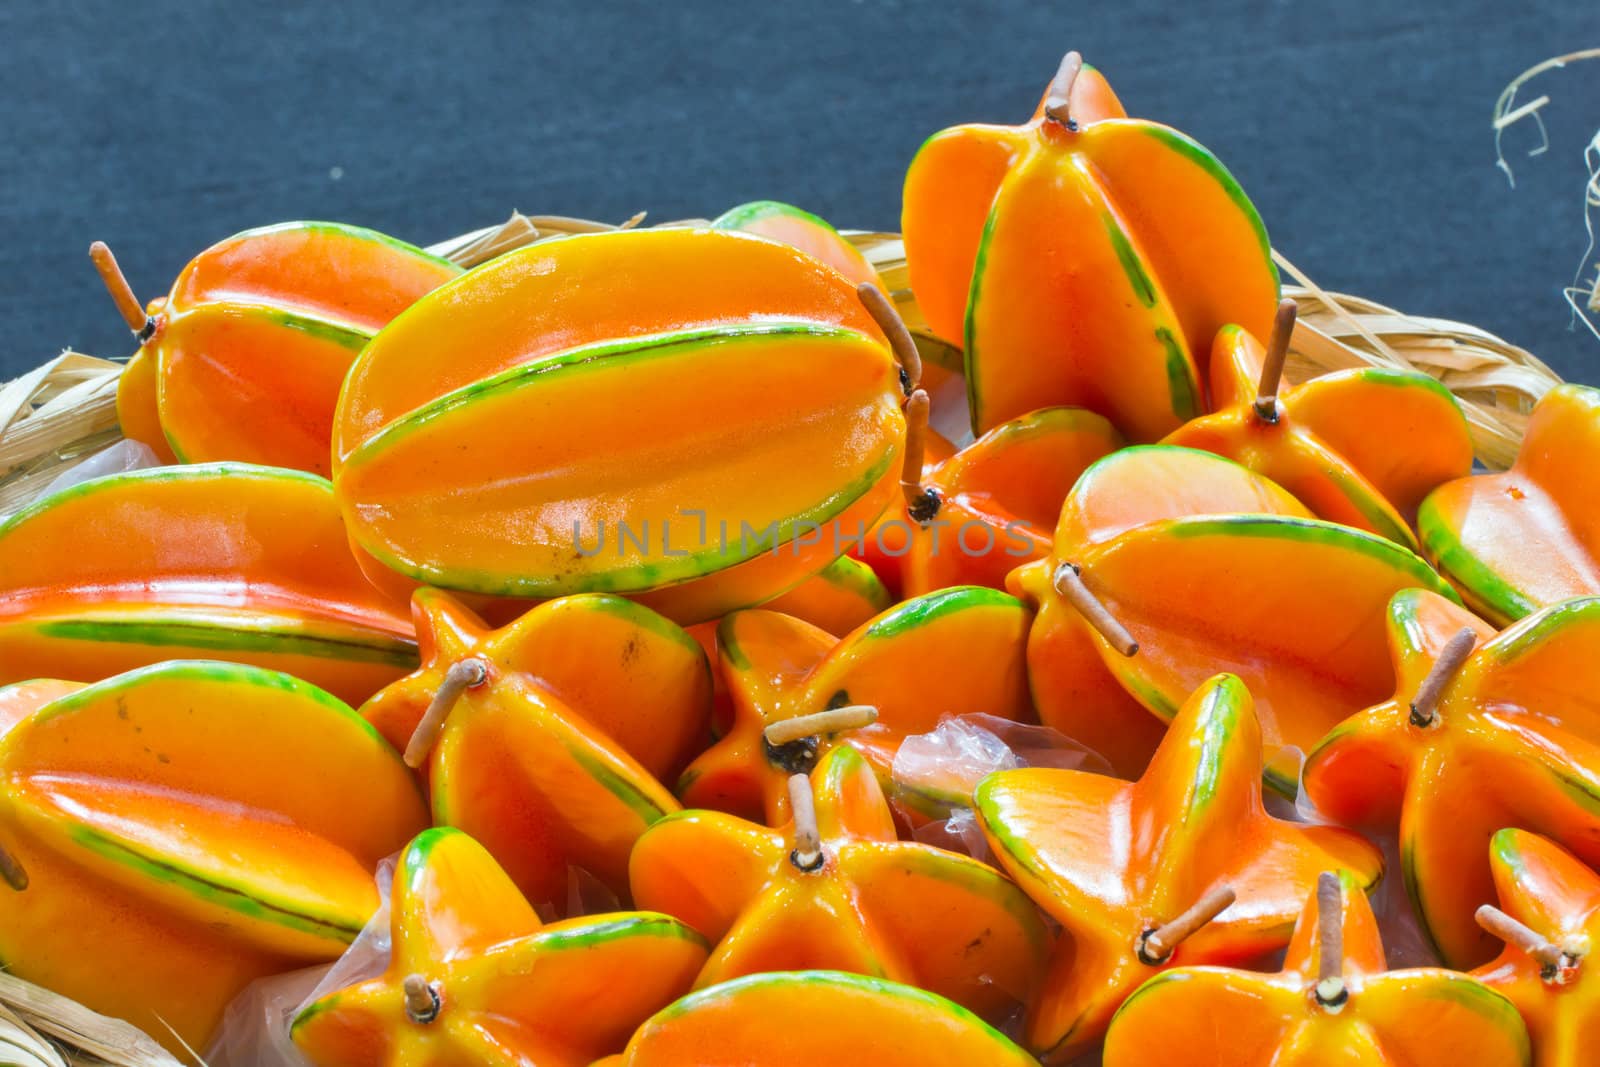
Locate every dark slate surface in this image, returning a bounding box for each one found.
[4,1,1597,381]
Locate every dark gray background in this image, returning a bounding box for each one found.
[5,1,1597,380]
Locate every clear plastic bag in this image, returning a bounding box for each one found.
[892,720,1437,971]
[891,714,1111,861]
[207,858,397,1067]
[205,853,632,1067]
[40,440,161,497]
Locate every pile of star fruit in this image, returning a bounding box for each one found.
[1,50,1594,1067]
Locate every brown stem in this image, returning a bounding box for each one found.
[1409,627,1478,727]
[899,389,941,524]
[1043,51,1084,129]
[1052,562,1138,656]
[787,773,824,871]
[0,843,27,891]
[402,974,441,1023]
[1252,299,1299,422]
[1314,872,1349,1008]
[88,242,157,342]
[1476,905,1576,980]
[404,658,489,768]
[1138,885,1236,965]
[857,282,923,393]
[765,705,878,747]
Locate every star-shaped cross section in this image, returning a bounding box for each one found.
[1304,587,1600,966]
[1103,871,1529,1065]
[976,672,1383,1062]
[632,743,1050,1026]
[292,827,707,1067]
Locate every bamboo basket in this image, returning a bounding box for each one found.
[0,211,1575,1065]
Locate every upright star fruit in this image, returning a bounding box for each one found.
[0,464,416,705]
[903,48,1125,350]
[1165,301,1473,549]
[903,50,1279,439]
[632,745,1049,1024]
[0,662,428,1052]
[1103,871,1530,1066]
[92,225,460,475]
[1419,384,1600,623]
[292,828,707,1067]
[614,971,1038,1067]
[975,673,1384,1062]
[1304,589,1600,966]
[1011,444,1457,787]
[332,228,912,621]
[677,586,1031,824]
[1472,829,1600,1066]
[361,588,707,915]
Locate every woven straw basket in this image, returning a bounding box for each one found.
[0,210,1576,1065]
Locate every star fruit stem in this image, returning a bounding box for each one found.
[1409,627,1478,728]
[1138,885,1236,965]
[88,242,158,342]
[765,705,879,747]
[787,773,824,872]
[402,974,441,1024]
[856,282,923,394]
[897,388,943,524]
[1052,562,1139,656]
[0,843,28,891]
[1252,299,1300,422]
[404,658,489,768]
[1315,872,1349,1009]
[1475,905,1576,981]
[1043,51,1084,128]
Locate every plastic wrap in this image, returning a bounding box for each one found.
[566,865,621,917]
[891,714,1112,860]
[207,858,396,1067]
[39,440,161,498]
[892,720,1436,971]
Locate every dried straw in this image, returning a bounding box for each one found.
[424,210,679,267]
[1273,250,1560,469]
[0,1002,65,1067]
[0,973,181,1067]
[1490,49,1600,348]
[0,352,123,514]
